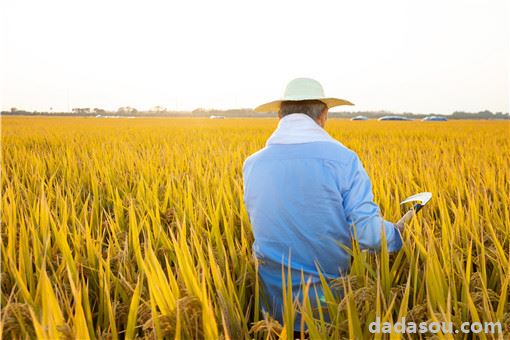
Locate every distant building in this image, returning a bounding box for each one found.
[96,114,135,119]
[378,116,412,121]
[422,116,448,121]
[72,108,91,113]
[351,115,368,121]
[209,115,226,119]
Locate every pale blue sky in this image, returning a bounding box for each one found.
[1,0,508,114]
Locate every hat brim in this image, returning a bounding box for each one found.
[254,97,354,113]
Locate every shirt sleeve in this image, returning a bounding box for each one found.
[341,154,403,252]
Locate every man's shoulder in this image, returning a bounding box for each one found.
[243,142,358,169]
[317,141,357,159]
[293,141,358,165]
[243,147,268,172]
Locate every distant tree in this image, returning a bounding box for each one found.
[118,106,138,114]
[478,110,493,117]
[151,106,167,113]
[192,108,208,115]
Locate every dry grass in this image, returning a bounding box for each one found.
[1,117,509,339]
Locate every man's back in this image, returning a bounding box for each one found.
[244,142,355,279]
[242,114,402,327]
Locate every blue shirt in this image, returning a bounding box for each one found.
[242,114,402,328]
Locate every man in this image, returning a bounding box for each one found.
[242,78,404,331]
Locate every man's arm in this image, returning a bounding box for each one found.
[341,154,403,252]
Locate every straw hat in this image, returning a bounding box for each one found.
[254,77,354,113]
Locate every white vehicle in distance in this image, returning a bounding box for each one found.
[351,115,369,121]
[378,116,413,121]
[422,116,448,121]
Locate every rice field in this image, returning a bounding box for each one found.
[1,116,509,339]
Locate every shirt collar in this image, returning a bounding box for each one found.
[265,113,342,146]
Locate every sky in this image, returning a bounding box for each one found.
[1,0,509,114]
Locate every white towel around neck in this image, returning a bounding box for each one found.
[265,113,342,147]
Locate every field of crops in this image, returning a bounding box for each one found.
[1,116,509,339]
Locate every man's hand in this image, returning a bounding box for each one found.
[395,209,415,232]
